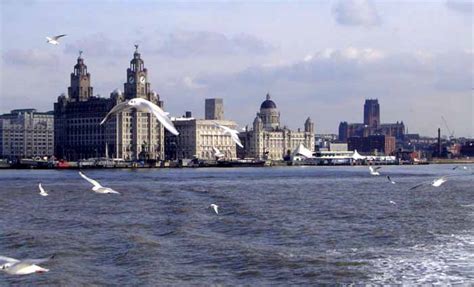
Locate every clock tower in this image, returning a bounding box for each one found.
[124,45,151,100]
[116,45,165,161]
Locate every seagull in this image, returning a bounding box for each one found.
[389,200,397,205]
[38,183,48,196]
[79,171,120,194]
[452,166,468,170]
[409,176,448,190]
[46,34,66,45]
[0,255,54,275]
[214,122,243,148]
[100,98,179,136]
[369,166,381,176]
[210,204,219,215]
[212,146,224,159]
[387,176,396,184]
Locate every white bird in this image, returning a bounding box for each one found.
[46,34,66,45]
[387,176,396,184]
[0,255,54,275]
[38,183,48,196]
[79,171,120,194]
[369,166,381,176]
[214,122,243,148]
[389,200,397,205]
[210,204,219,215]
[212,146,224,159]
[409,176,448,190]
[452,165,468,170]
[100,98,179,136]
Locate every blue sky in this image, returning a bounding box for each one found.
[0,0,472,137]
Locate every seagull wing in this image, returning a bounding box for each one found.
[144,101,179,135]
[374,167,382,171]
[20,255,54,265]
[52,34,66,40]
[79,172,102,188]
[0,256,19,264]
[409,183,425,190]
[100,101,131,125]
[38,183,46,194]
[230,131,243,148]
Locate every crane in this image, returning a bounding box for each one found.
[441,116,454,140]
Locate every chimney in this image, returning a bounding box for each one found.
[437,128,441,157]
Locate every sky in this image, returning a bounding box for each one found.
[0,0,472,137]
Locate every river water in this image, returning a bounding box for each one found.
[0,165,473,285]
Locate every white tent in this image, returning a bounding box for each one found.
[352,150,366,160]
[293,144,314,159]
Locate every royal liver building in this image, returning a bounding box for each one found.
[54,47,165,161]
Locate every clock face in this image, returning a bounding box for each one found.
[140,76,146,84]
[128,76,135,84]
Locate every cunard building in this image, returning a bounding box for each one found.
[54,47,165,161]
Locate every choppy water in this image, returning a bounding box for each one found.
[0,165,473,285]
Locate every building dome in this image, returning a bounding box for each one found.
[260,93,277,109]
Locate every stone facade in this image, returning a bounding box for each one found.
[54,48,165,161]
[238,94,315,160]
[0,109,54,158]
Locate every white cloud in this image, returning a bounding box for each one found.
[183,76,206,90]
[332,0,380,27]
[446,0,473,14]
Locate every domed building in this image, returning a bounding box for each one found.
[238,94,315,160]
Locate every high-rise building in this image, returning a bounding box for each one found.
[54,47,166,161]
[238,94,315,160]
[205,98,224,120]
[0,109,54,158]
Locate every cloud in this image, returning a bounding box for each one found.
[154,31,273,57]
[182,76,207,89]
[64,33,129,57]
[2,49,59,66]
[445,0,473,14]
[332,0,380,27]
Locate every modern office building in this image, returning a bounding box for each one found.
[0,109,54,158]
[347,135,396,155]
[205,98,224,120]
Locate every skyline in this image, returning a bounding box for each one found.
[0,0,472,137]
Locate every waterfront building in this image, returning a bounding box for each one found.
[347,135,396,155]
[164,103,238,160]
[54,47,165,161]
[338,99,405,142]
[0,109,54,158]
[238,94,315,160]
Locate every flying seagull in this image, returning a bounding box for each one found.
[369,166,381,176]
[46,34,66,45]
[389,200,397,205]
[387,176,396,184]
[210,204,219,215]
[212,146,224,159]
[100,98,179,136]
[38,183,48,196]
[214,122,243,148]
[79,171,120,194]
[452,165,468,170]
[409,176,448,190]
[0,255,54,275]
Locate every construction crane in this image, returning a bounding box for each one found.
[441,116,454,140]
